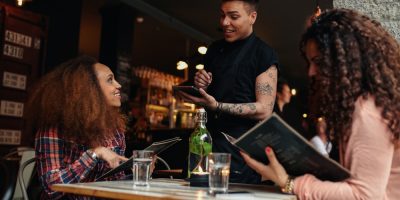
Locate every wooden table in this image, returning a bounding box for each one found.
[51,179,297,200]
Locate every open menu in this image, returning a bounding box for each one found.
[223,113,350,181]
[96,137,182,181]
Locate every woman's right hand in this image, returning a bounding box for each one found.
[241,147,289,188]
[194,69,212,90]
[93,147,128,168]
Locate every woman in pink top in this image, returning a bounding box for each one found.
[242,9,400,199]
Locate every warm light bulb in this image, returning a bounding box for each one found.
[198,46,207,55]
[195,64,204,70]
[291,88,297,96]
[176,61,188,70]
[136,17,144,23]
[302,113,308,118]
[17,0,23,6]
[315,5,322,18]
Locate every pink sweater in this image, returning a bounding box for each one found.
[294,96,400,200]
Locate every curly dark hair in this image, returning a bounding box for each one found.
[26,55,126,147]
[300,9,400,143]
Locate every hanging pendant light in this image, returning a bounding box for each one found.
[16,0,32,7]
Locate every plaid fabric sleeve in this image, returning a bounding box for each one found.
[35,129,98,199]
[103,130,127,181]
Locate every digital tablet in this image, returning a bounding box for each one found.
[172,86,202,97]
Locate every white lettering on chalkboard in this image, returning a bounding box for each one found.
[0,129,21,145]
[3,44,24,59]
[5,30,32,47]
[2,71,27,90]
[0,100,24,117]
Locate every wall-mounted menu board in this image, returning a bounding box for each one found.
[0,3,47,155]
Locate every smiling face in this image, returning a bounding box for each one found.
[94,63,121,107]
[220,0,257,42]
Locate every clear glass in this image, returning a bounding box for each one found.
[188,108,212,177]
[132,150,154,187]
[208,153,231,193]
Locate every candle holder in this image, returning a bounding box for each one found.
[187,172,209,187]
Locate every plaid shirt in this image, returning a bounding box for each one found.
[35,129,126,199]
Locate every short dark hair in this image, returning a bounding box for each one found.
[222,0,259,12]
[277,78,289,93]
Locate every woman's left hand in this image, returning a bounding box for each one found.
[241,147,289,188]
[176,88,218,110]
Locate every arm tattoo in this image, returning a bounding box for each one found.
[219,103,257,116]
[216,67,277,118]
[245,103,256,111]
[256,83,273,96]
[267,66,277,82]
[222,104,239,115]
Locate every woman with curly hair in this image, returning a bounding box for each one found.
[27,56,128,199]
[242,9,400,199]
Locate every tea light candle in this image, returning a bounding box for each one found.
[189,172,209,187]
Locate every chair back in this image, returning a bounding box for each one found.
[14,150,35,200]
[18,157,36,200]
[0,157,20,200]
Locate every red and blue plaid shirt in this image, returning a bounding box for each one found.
[35,128,126,199]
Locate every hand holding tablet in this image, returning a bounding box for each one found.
[173,86,203,97]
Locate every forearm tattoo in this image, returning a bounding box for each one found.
[245,103,256,111]
[219,103,257,116]
[217,67,277,117]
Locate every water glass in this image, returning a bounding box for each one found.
[132,150,154,187]
[208,153,231,193]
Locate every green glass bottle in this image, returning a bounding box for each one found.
[188,108,212,177]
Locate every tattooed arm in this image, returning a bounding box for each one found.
[176,65,277,121]
[215,65,277,120]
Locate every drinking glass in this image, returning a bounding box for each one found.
[208,153,231,193]
[132,150,154,187]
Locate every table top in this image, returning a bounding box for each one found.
[51,179,297,200]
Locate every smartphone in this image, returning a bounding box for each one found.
[172,86,202,97]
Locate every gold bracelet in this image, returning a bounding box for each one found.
[281,176,294,194]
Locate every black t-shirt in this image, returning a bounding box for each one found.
[204,33,279,184]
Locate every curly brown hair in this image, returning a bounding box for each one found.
[26,55,126,147]
[300,9,400,143]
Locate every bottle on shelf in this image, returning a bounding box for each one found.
[188,108,212,178]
